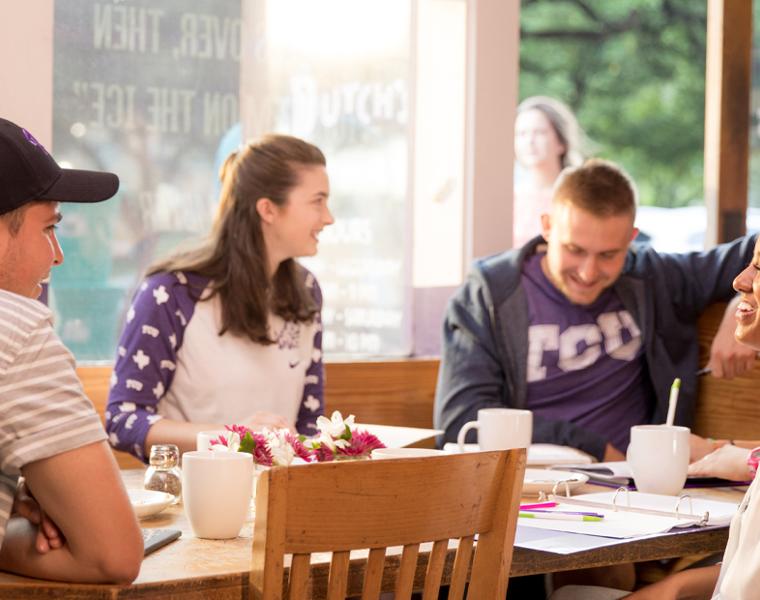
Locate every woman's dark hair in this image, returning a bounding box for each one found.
[148,134,326,344]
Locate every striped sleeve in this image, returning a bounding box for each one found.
[0,291,105,545]
[0,292,106,475]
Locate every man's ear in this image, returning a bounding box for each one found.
[540,212,552,240]
[630,226,640,242]
[256,197,277,224]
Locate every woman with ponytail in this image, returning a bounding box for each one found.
[106,134,334,460]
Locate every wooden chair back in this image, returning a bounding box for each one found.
[250,449,526,600]
[694,302,760,439]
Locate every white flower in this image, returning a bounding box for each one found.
[316,410,355,439]
[265,429,296,466]
[211,431,240,452]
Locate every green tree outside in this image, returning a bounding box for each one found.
[520,0,707,208]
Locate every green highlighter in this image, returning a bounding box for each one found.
[518,511,603,522]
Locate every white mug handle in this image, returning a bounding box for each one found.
[457,421,479,452]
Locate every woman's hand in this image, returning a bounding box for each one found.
[689,434,720,462]
[12,482,64,553]
[244,411,293,432]
[688,444,752,481]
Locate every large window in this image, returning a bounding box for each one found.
[519,0,709,251]
[46,0,470,360]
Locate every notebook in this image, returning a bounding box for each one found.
[552,461,752,489]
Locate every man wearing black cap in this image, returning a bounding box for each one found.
[0,118,142,582]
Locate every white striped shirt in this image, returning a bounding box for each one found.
[0,290,105,545]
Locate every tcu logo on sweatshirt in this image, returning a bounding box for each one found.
[527,310,641,382]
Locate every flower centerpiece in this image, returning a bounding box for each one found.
[209,411,385,465]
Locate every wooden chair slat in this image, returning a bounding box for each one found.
[361,547,386,600]
[468,450,525,599]
[287,553,311,600]
[448,535,474,600]
[251,467,288,600]
[394,543,420,600]
[327,551,350,600]
[422,539,448,600]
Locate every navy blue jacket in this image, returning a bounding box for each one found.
[434,235,757,460]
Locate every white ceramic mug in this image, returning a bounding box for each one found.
[182,450,253,539]
[196,430,227,451]
[456,408,532,452]
[370,447,446,460]
[627,424,690,496]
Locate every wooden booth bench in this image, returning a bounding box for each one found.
[694,302,760,440]
[77,301,760,469]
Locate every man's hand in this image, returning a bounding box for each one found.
[603,443,626,462]
[12,482,63,554]
[689,444,752,481]
[708,296,758,378]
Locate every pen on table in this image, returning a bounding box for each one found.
[695,367,711,377]
[520,502,557,510]
[518,511,603,522]
[665,377,680,426]
[520,509,605,518]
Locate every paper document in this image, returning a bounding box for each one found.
[357,424,442,448]
[518,490,739,539]
[443,443,593,466]
[515,525,640,555]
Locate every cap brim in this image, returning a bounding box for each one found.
[41,168,119,204]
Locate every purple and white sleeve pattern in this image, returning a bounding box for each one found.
[295,271,325,435]
[105,272,203,461]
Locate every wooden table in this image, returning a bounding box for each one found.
[0,472,739,599]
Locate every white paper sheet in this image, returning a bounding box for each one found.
[357,423,442,448]
[517,491,739,539]
[515,525,636,554]
[443,443,594,466]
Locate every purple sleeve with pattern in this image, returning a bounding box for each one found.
[295,272,325,435]
[106,272,204,461]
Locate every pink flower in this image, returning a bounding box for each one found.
[284,432,313,462]
[211,425,273,466]
[251,437,274,467]
[336,429,385,458]
[311,444,336,462]
[225,424,254,438]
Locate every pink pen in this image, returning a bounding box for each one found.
[519,501,558,510]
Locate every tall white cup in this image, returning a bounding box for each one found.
[196,430,227,451]
[182,450,253,539]
[627,424,690,496]
[456,408,532,452]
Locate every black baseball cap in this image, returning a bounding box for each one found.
[0,117,119,216]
